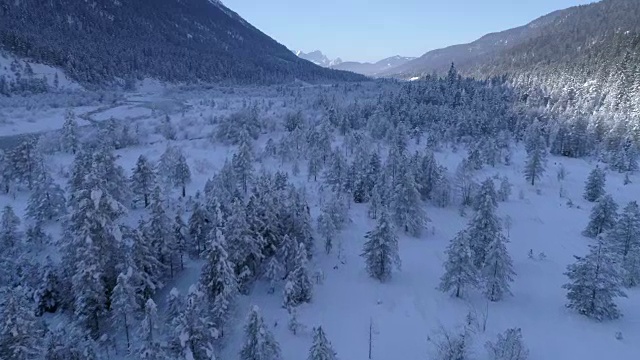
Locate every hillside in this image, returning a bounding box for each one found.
[0,0,364,87]
[384,0,640,84]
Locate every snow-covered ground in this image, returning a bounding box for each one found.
[0,85,638,360]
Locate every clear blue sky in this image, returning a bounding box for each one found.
[224,0,597,62]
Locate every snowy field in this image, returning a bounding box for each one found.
[0,82,639,360]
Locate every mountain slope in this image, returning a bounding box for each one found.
[0,0,364,86]
[331,56,416,76]
[383,0,640,81]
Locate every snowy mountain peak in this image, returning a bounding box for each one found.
[295,50,342,67]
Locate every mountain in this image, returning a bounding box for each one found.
[383,0,640,82]
[331,56,416,76]
[0,0,364,87]
[295,50,343,67]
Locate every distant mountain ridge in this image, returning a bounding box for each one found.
[332,56,417,76]
[295,50,415,77]
[0,0,364,87]
[383,0,640,80]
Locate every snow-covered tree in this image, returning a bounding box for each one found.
[62,109,79,155]
[92,144,131,206]
[265,256,284,294]
[283,243,313,308]
[33,259,61,315]
[200,228,238,330]
[430,328,471,360]
[497,177,512,202]
[165,288,184,327]
[129,225,164,304]
[233,129,254,194]
[308,326,338,360]
[523,121,547,186]
[583,166,606,202]
[111,268,138,350]
[606,201,640,287]
[1,205,21,249]
[169,285,218,360]
[240,305,281,360]
[159,146,191,197]
[563,239,627,320]
[361,209,401,282]
[392,163,427,237]
[138,299,168,360]
[485,328,529,360]
[7,137,41,190]
[583,194,618,238]
[130,155,156,208]
[26,169,66,222]
[226,199,264,288]
[0,286,45,359]
[173,214,188,271]
[188,201,210,258]
[468,179,503,268]
[438,230,479,298]
[146,186,177,278]
[482,231,516,302]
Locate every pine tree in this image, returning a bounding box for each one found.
[468,179,503,268]
[482,231,516,302]
[563,239,627,320]
[200,228,238,330]
[26,169,66,223]
[138,299,168,360]
[0,287,44,359]
[265,256,284,294]
[438,230,479,298]
[7,137,41,190]
[1,205,21,249]
[283,243,313,308]
[308,326,338,360]
[240,305,281,360]
[583,166,606,202]
[159,146,192,197]
[524,132,547,186]
[233,129,254,194]
[226,199,264,287]
[169,285,218,360]
[188,201,210,257]
[130,225,164,304]
[497,177,512,202]
[111,268,138,350]
[146,187,177,277]
[130,155,156,208]
[72,235,107,338]
[607,201,640,287]
[392,163,427,237]
[361,209,401,282]
[33,259,61,315]
[173,214,188,271]
[92,144,130,206]
[583,194,618,238]
[62,109,79,155]
[485,328,529,360]
[165,288,184,327]
[25,222,51,246]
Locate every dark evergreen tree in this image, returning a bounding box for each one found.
[308,326,338,360]
[468,179,503,268]
[62,110,79,155]
[583,194,618,238]
[130,155,156,208]
[283,243,313,308]
[606,201,640,287]
[1,205,21,249]
[438,230,479,298]
[26,169,66,223]
[111,268,138,350]
[563,239,627,320]
[583,166,606,202]
[188,201,210,257]
[240,305,281,360]
[361,209,401,282]
[0,286,45,359]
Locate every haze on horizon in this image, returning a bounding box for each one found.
[225,0,596,63]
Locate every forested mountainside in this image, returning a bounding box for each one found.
[0,0,364,87]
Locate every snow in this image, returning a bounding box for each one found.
[0,51,82,91]
[0,84,638,360]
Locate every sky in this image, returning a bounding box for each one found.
[223,0,597,63]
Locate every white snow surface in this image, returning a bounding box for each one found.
[0,84,638,360]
